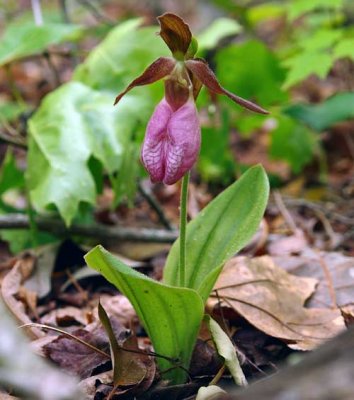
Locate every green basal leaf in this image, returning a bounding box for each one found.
[205,315,247,386]
[85,245,204,384]
[0,21,83,66]
[163,165,269,302]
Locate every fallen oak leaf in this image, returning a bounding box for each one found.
[208,256,345,350]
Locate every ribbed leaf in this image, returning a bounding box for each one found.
[163,165,269,302]
[85,245,204,384]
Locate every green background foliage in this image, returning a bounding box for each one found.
[0,0,353,230]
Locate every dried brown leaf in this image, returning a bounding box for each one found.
[209,256,345,350]
[43,318,125,379]
[40,305,90,327]
[1,258,43,339]
[274,249,354,309]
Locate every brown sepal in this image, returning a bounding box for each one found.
[157,13,192,58]
[186,58,269,114]
[114,57,176,105]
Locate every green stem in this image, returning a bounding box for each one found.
[179,172,190,287]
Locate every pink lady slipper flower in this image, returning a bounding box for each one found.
[114,13,268,185]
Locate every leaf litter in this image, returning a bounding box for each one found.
[208,256,345,350]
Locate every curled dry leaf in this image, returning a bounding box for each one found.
[1,256,43,339]
[208,256,345,350]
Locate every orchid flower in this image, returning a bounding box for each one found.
[114,13,268,185]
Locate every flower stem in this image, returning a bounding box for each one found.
[179,172,190,287]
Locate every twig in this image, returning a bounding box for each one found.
[31,0,43,26]
[138,181,174,230]
[58,0,70,23]
[57,0,80,66]
[312,208,338,249]
[43,51,61,87]
[0,214,178,243]
[0,129,27,148]
[315,251,337,309]
[273,190,298,233]
[281,197,354,226]
[76,0,115,25]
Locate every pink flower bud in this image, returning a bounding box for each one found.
[141,97,201,185]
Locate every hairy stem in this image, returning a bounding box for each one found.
[179,172,190,287]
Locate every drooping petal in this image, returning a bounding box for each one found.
[114,57,176,105]
[185,59,269,114]
[141,98,201,185]
[164,98,201,184]
[157,13,192,59]
[141,99,173,183]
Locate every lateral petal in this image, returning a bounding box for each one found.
[114,57,176,105]
[185,59,268,114]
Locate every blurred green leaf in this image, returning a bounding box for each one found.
[247,3,286,26]
[282,52,333,89]
[0,21,83,66]
[85,245,204,384]
[111,141,140,207]
[236,113,267,136]
[287,0,343,21]
[164,165,269,302]
[300,29,342,51]
[198,111,235,183]
[0,102,28,125]
[26,19,172,224]
[216,40,287,106]
[0,229,56,254]
[0,150,24,196]
[270,115,318,173]
[285,92,354,131]
[197,18,242,52]
[74,19,168,95]
[334,38,354,60]
[27,81,152,225]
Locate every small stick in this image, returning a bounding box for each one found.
[138,181,174,230]
[31,0,43,26]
